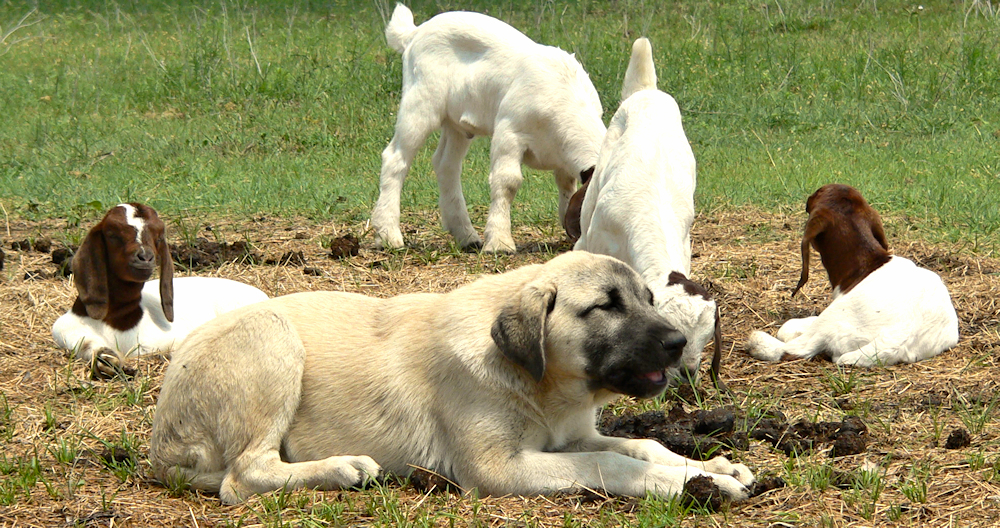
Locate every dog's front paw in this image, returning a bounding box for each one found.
[348,455,382,487]
[90,348,134,380]
[704,456,755,487]
[704,473,751,501]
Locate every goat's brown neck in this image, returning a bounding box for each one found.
[71,275,146,331]
[817,232,891,294]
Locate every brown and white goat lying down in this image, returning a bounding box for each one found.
[52,203,268,377]
[370,4,605,252]
[746,184,959,366]
[565,38,722,386]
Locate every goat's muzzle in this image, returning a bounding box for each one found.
[128,247,157,280]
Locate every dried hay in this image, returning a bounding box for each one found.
[0,205,998,527]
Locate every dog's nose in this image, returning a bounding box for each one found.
[661,330,687,352]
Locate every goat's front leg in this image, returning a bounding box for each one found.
[371,93,441,249]
[483,125,524,253]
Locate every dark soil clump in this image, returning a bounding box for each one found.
[600,406,744,460]
[604,404,869,459]
[944,427,972,449]
[681,475,725,511]
[408,467,459,493]
[170,239,262,269]
[329,234,360,259]
[266,250,306,266]
[749,476,786,497]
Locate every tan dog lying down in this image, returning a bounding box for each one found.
[150,252,754,504]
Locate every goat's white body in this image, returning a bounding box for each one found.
[747,256,959,366]
[574,65,714,379]
[371,4,606,252]
[53,277,268,360]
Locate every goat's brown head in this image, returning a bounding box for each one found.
[72,203,175,322]
[792,184,891,297]
[563,166,595,241]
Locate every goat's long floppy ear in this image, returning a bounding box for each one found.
[491,281,556,382]
[157,234,175,322]
[791,213,829,297]
[563,178,590,241]
[708,305,729,393]
[871,214,889,252]
[72,226,110,320]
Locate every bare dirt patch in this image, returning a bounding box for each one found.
[1,206,999,527]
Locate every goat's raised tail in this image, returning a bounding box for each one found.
[385,4,417,53]
[621,37,657,102]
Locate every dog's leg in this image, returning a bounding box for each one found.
[433,124,480,248]
[372,93,442,249]
[570,435,755,487]
[152,308,382,504]
[482,127,524,252]
[467,450,750,501]
[222,450,380,505]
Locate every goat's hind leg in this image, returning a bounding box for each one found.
[434,124,480,248]
[746,325,825,362]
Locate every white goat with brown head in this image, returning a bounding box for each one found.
[52,203,268,378]
[746,184,959,366]
[566,38,723,388]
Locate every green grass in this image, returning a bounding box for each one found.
[1,0,998,248]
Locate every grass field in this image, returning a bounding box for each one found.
[1,0,999,526]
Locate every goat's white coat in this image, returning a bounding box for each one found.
[53,277,268,360]
[372,4,606,252]
[574,38,715,379]
[747,256,959,366]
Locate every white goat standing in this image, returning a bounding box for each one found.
[745,184,960,366]
[568,38,722,386]
[52,203,268,378]
[370,3,606,252]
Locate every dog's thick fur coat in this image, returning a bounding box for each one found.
[150,252,754,504]
[370,4,606,252]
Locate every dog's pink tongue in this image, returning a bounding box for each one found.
[641,370,665,383]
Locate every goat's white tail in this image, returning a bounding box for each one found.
[621,37,657,102]
[385,3,417,53]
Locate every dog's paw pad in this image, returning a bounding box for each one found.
[90,348,133,380]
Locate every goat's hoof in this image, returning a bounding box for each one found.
[90,349,134,380]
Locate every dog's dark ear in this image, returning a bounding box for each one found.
[791,213,829,298]
[491,281,556,382]
[73,224,110,320]
[563,180,589,241]
[157,233,175,322]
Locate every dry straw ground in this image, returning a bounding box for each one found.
[1,206,998,527]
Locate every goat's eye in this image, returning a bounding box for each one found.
[647,289,655,306]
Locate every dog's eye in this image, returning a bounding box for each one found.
[647,289,655,306]
[583,288,622,316]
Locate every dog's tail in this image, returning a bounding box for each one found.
[621,37,657,102]
[385,3,417,53]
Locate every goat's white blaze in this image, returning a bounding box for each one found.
[118,203,146,244]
